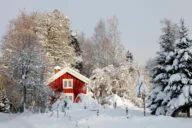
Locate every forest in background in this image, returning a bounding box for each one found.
[1,9,192,117]
[0,10,150,113]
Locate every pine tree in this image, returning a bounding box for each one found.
[69,34,83,73]
[126,50,133,62]
[147,19,177,115]
[163,20,192,117]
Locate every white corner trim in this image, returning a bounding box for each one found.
[86,84,88,94]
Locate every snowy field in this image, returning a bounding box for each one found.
[0,104,192,128]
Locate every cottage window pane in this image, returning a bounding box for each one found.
[69,96,72,101]
[64,96,67,100]
[68,81,72,87]
[64,81,67,87]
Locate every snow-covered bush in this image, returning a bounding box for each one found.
[52,98,66,112]
[76,94,100,109]
[105,94,135,108]
[0,89,10,113]
[50,96,72,117]
[89,63,151,107]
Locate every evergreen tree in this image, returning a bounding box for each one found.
[147,19,177,115]
[126,50,133,62]
[69,34,83,73]
[163,20,192,117]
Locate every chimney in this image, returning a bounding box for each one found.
[54,66,61,74]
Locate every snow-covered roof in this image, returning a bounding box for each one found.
[46,67,89,85]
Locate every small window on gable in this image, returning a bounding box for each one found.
[69,80,72,87]
[63,79,73,89]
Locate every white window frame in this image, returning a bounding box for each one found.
[61,93,74,102]
[63,79,73,89]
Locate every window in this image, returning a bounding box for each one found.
[68,96,72,101]
[64,81,67,87]
[63,79,73,89]
[68,80,72,88]
[61,93,74,102]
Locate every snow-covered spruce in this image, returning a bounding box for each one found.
[163,20,192,116]
[147,19,177,115]
[148,19,192,117]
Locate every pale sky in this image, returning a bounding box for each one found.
[1,0,192,64]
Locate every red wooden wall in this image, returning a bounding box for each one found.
[48,73,86,102]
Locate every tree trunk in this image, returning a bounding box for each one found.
[23,85,26,111]
[187,106,190,117]
[143,96,146,116]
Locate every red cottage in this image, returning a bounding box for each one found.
[46,67,89,103]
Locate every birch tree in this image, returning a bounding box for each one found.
[36,10,76,69]
[1,11,50,112]
[136,72,148,116]
[79,16,127,77]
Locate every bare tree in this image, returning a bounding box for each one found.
[136,72,148,116]
[92,17,125,68]
[1,11,50,112]
[79,16,126,76]
[78,33,95,76]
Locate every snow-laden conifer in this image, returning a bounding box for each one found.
[163,20,192,116]
[147,19,178,115]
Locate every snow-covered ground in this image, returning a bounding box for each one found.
[0,104,192,128]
